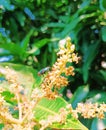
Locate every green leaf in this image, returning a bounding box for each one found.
[58,1,94,38]
[20,29,34,50]
[59,15,70,23]
[101,26,106,42]
[0,43,28,61]
[87,90,106,103]
[9,18,18,38]
[91,117,106,130]
[0,29,34,61]
[51,117,88,130]
[15,12,26,26]
[60,14,80,38]
[0,124,4,129]
[69,85,89,108]
[0,0,14,10]
[1,91,15,104]
[99,0,106,11]
[82,42,99,83]
[0,43,23,57]
[35,97,88,130]
[99,70,106,80]
[27,47,40,55]
[80,0,91,8]
[35,97,67,120]
[47,22,65,28]
[0,48,10,56]
[33,38,50,49]
[91,70,106,86]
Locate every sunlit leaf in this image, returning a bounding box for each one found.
[35,97,88,130]
[0,43,23,56]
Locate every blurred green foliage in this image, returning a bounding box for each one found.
[0,0,106,129]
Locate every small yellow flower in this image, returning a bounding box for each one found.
[41,37,79,99]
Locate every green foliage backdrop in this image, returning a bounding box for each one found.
[0,0,106,129]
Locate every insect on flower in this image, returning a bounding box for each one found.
[38,67,50,76]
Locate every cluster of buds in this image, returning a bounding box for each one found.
[39,102,106,130]
[41,37,79,99]
[76,103,106,119]
[66,103,106,119]
[0,67,44,129]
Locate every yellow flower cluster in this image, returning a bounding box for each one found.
[76,103,106,119]
[67,103,106,119]
[41,37,79,99]
[0,67,41,130]
[39,101,106,130]
[0,37,106,130]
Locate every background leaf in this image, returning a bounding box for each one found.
[82,42,99,83]
[0,0,15,10]
[101,26,106,42]
[20,29,34,49]
[69,85,89,108]
[99,0,106,11]
[91,117,106,130]
[86,91,106,103]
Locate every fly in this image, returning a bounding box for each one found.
[38,67,50,76]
